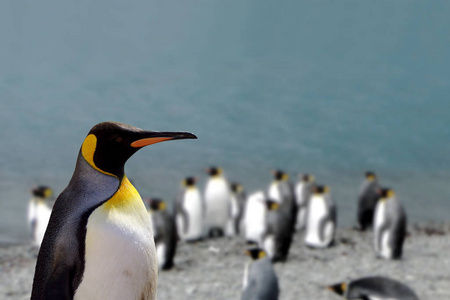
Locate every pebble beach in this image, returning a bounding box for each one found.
[1,223,449,300]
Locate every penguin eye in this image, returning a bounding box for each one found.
[114,136,124,143]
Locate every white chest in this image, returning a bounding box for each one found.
[74,188,157,300]
[268,183,281,203]
[305,196,327,243]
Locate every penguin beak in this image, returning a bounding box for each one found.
[131,131,197,148]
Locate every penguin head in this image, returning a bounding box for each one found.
[265,199,280,211]
[273,170,289,181]
[206,166,222,177]
[313,185,329,195]
[379,188,395,201]
[146,198,167,211]
[231,182,244,194]
[326,282,347,296]
[182,176,197,188]
[365,171,377,181]
[245,247,267,260]
[302,174,314,183]
[81,122,196,178]
[31,186,53,199]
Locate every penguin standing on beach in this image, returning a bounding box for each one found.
[174,177,204,242]
[357,171,381,231]
[294,174,315,231]
[374,188,407,260]
[243,191,267,245]
[31,121,196,300]
[204,166,231,237]
[305,185,336,248]
[226,182,246,237]
[146,198,177,270]
[327,276,419,300]
[28,186,54,247]
[242,247,279,300]
[262,199,293,262]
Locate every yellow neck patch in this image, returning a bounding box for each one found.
[81,134,115,177]
[103,176,143,211]
[258,251,266,259]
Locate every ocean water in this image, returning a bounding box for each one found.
[0,1,449,244]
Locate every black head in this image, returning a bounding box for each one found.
[265,199,280,211]
[379,187,394,199]
[327,282,347,296]
[31,186,53,199]
[183,177,197,187]
[302,174,314,182]
[365,171,376,181]
[146,198,166,211]
[273,169,288,181]
[245,247,266,260]
[206,166,222,176]
[81,122,196,178]
[231,182,243,193]
[313,185,329,194]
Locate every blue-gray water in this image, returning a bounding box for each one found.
[1,1,449,244]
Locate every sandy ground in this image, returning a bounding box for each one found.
[1,223,449,300]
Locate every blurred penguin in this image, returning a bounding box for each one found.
[262,199,293,262]
[305,185,336,248]
[174,177,204,242]
[357,171,381,231]
[146,198,177,270]
[204,166,231,237]
[268,170,296,233]
[226,182,246,237]
[243,191,267,245]
[294,173,315,231]
[242,248,279,300]
[374,188,407,259]
[28,186,53,246]
[327,276,419,300]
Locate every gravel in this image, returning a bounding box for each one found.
[2,223,449,300]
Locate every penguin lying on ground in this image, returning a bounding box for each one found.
[204,166,231,237]
[28,186,54,247]
[263,199,293,262]
[31,121,196,300]
[174,177,205,242]
[294,173,315,231]
[327,276,420,300]
[146,198,177,270]
[374,188,407,259]
[241,247,279,300]
[305,185,336,248]
[357,171,381,231]
[226,182,246,237]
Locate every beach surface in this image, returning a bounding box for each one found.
[1,223,449,300]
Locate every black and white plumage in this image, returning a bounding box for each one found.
[357,171,381,231]
[146,198,177,270]
[294,174,315,231]
[243,191,267,245]
[373,188,407,259]
[327,276,420,300]
[305,185,336,248]
[226,182,246,237]
[242,248,279,300]
[28,186,54,247]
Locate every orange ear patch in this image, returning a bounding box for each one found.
[131,137,173,148]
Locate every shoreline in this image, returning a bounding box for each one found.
[1,222,449,299]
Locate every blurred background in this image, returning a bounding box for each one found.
[1,0,449,244]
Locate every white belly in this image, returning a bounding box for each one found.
[33,203,51,247]
[295,183,306,205]
[244,192,266,244]
[268,183,282,203]
[305,196,328,247]
[204,178,230,229]
[74,192,157,299]
[156,243,166,269]
[181,189,204,240]
[374,201,386,253]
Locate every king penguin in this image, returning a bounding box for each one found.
[357,171,381,231]
[373,188,407,260]
[204,166,231,237]
[28,186,54,247]
[145,198,177,271]
[267,170,296,231]
[243,191,267,245]
[174,177,205,242]
[294,173,315,231]
[226,182,246,237]
[241,247,279,300]
[327,276,420,300]
[262,199,293,262]
[31,121,196,300]
[305,185,336,248]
